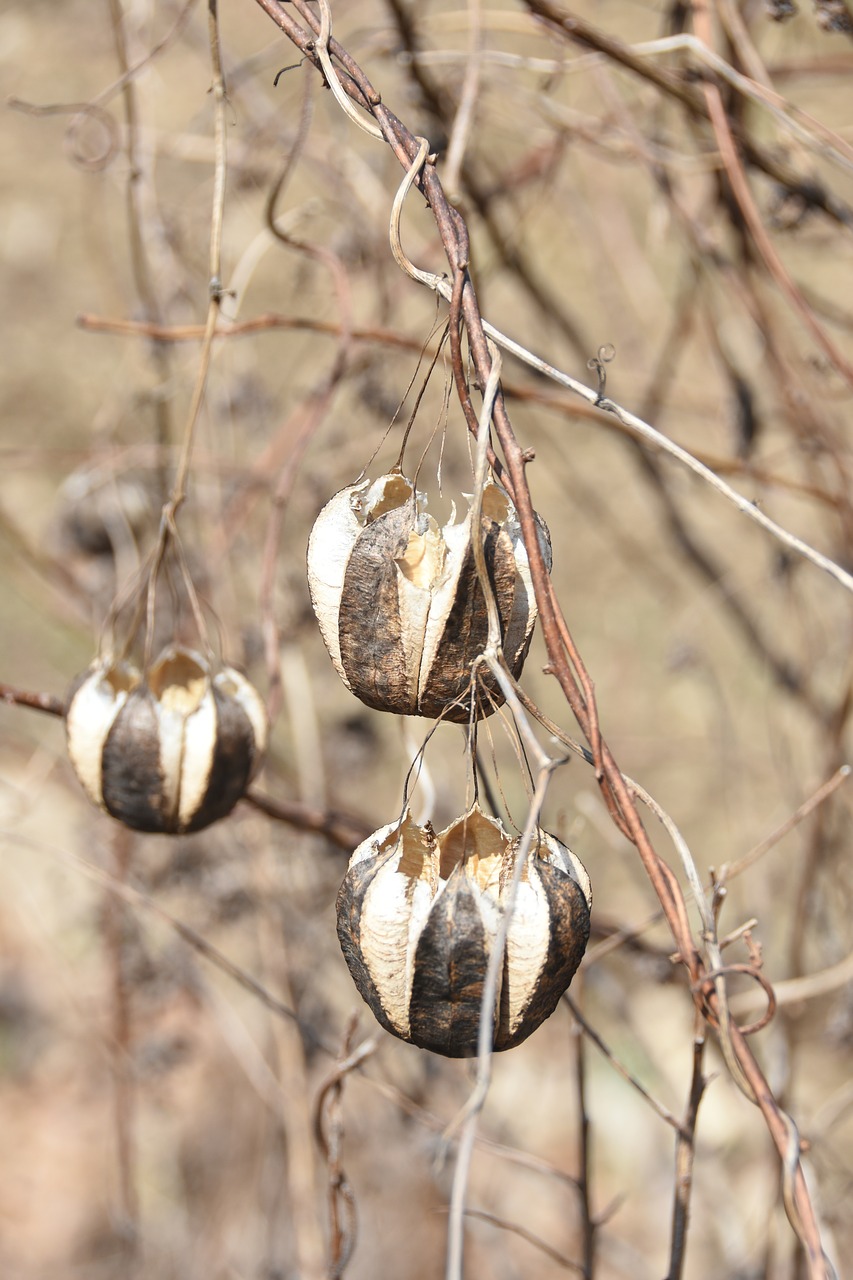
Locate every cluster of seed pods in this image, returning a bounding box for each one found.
[65,469,589,1057]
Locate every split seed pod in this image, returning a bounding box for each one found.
[66,646,267,834]
[336,804,591,1057]
[307,473,551,722]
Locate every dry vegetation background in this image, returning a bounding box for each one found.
[1,0,853,1277]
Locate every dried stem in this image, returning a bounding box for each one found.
[445,763,561,1280]
[442,0,483,201]
[665,1026,707,1280]
[462,1208,586,1273]
[106,0,177,498]
[244,789,371,851]
[102,824,139,1252]
[565,994,685,1135]
[571,980,596,1279]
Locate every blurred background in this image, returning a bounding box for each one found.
[1,1,852,1276]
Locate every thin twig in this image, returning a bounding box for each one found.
[444,347,571,1280]
[463,1208,586,1274]
[565,995,685,1135]
[442,0,483,201]
[103,824,140,1249]
[665,1027,707,1280]
[0,684,66,717]
[717,766,852,886]
[445,765,560,1280]
[521,0,853,229]
[571,980,595,1278]
[692,0,853,392]
[106,0,177,499]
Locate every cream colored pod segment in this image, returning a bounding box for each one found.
[306,473,552,722]
[336,804,591,1057]
[66,646,268,834]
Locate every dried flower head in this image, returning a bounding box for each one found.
[336,804,591,1057]
[66,646,267,834]
[307,473,551,722]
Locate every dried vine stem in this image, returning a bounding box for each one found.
[247,0,831,1271]
[102,823,139,1246]
[105,0,182,499]
[148,0,229,549]
[313,1020,378,1278]
[445,347,572,1280]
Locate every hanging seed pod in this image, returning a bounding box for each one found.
[66,646,267,834]
[336,804,591,1057]
[307,473,551,722]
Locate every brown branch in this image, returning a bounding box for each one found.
[385,0,592,360]
[244,789,372,852]
[0,683,66,717]
[76,310,850,510]
[462,1209,586,1274]
[76,310,426,347]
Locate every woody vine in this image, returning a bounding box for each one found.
[2,1,852,1278]
[247,3,837,1276]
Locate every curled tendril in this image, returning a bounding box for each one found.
[65,104,121,171]
[587,343,616,403]
[389,136,444,290]
[273,62,306,86]
[8,97,120,172]
[693,963,777,1037]
[313,0,385,141]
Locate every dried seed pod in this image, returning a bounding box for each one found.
[66,646,267,834]
[307,473,551,722]
[336,804,591,1057]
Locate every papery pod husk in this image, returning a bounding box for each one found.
[307,473,551,722]
[336,804,591,1057]
[66,646,268,834]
